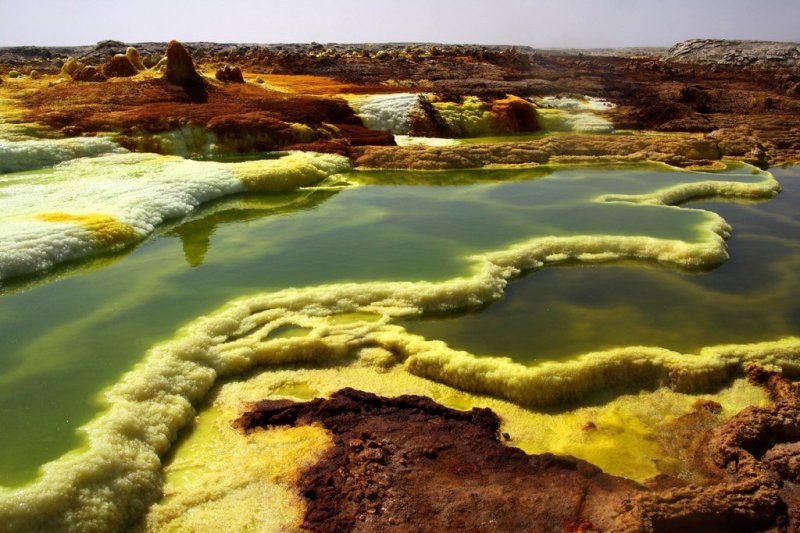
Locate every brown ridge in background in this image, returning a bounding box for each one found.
[3,39,799,165]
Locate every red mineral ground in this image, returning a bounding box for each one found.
[236,365,800,532]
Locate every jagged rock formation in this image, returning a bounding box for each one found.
[664,39,800,68]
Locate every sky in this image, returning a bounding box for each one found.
[0,0,798,48]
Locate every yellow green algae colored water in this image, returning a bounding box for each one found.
[404,166,800,360]
[0,150,798,530]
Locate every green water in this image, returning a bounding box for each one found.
[0,163,787,485]
[404,166,800,360]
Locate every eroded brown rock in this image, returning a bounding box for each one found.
[235,388,640,532]
[488,95,540,134]
[236,367,800,532]
[616,365,800,532]
[103,54,137,78]
[164,40,206,100]
[215,65,244,84]
[72,65,106,82]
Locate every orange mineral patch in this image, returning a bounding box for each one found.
[35,212,137,247]
[255,74,410,96]
[488,95,540,133]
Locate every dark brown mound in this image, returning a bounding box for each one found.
[215,65,245,84]
[71,65,106,83]
[235,366,800,532]
[164,40,206,101]
[103,54,137,78]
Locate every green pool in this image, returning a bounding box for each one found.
[0,162,793,485]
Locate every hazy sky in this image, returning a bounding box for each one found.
[0,0,798,48]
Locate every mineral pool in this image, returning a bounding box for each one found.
[0,144,798,530]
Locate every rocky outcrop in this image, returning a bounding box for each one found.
[103,54,138,78]
[664,39,800,68]
[235,388,641,532]
[236,367,800,532]
[164,40,206,100]
[215,65,244,83]
[488,95,540,133]
[71,65,107,82]
[616,366,800,531]
[125,47,145,71]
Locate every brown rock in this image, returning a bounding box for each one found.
[235,388,641,532]
[284,139,353,157]
[61,57,80,77]
[408,95,450,137]
[72,65,107,82]
[236,370,800,532]
[352,133,723,170]
[615,365,800,532]
[103,54,138,78]
[215,65,244,84]
[164,40,206,100]
[488,95,540,133]
[334,123,395,147]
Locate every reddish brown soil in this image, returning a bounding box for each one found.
[235,366,800,532]
[236,50,800,164]
[6,43,800,163]
[235,388,641,532]
[21,77,394,151]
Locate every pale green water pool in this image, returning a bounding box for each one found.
[0,162,791,485]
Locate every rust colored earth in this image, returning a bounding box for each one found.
[4,41,798,165]
[21,76,393,151]
[236,366,800,532]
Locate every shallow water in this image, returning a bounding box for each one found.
[0,162,786,485]
[404,166,800,359]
